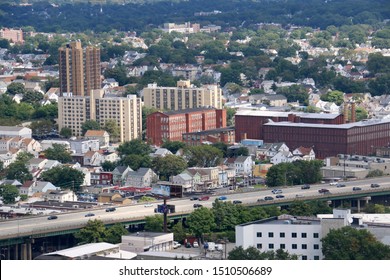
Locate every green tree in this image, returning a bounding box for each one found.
[6,83,25,96]
[105,223,128,244]
[5,161,32,183]
[145,214,165,232]
[172,221,187,242]
[185,145,223,167]
[22,90,43,105]
[227,147,249,158]
[40,166,85,192]
[322,227,390,260]
[212,200,240,231]
[29,120,56,137]
[187,207,215,241]
[228,246,264,260]
[161,141,186,154]
[117,139,152,157]
[74,220,107,244]
[151,155,187,181]
[212,142,228,158]
[320,90,344,105]
[44,143,72,164]
[81,120,101,135]
[101,161,118,172]
[103,119,120,143]
[0,184,20,204]
[120,154,151,171]
[60,127,73,138]
[226,107,237,126]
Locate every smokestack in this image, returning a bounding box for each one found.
[351,102,356,123]
[343,103,349,123]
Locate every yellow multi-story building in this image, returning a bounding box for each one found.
[58,89,142,143]
[142,80,223,110]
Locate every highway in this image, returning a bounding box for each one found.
[1,177,390,240]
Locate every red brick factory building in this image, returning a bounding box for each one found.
[235,110,390,158]
[147,107,226,146]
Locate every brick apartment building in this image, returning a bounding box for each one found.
[147,108,226,146]
[235,110,390,158]
[0,28,24,44]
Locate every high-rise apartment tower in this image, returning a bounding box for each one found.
[58,42,101,96]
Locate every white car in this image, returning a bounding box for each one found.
[173,241,181,249]
[144,203,153,207]
[329,181,338,186]
[193,241,199,248]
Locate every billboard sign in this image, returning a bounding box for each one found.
[152,185,171,197]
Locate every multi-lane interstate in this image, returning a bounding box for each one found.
[1,177,390,241]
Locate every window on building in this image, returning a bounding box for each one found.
[256,232,262,238]
[268,232,274,238]
[301,233,307,238]
[292,244,297,249]
[302,244,307,250]
[280,232,285,238]
[313,233,319,238]
[302,255,308,260]
[256,244,262,249]
[314,244,319,250]
[280,244,285,249]
[314,256,320,260]
[292,232,297,238]
[268,244,274,249]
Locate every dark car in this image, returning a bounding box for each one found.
[336,183,346,188]
[233,200,242,204]
[105,207,116,212]
[85,213,95,217]
[47,215,58,220]
[301,184,310,190]
[275,194,285,199]
[352,187,362,191]
[190,197,199,201]
[318,188,330,193]
[193,203,203,208]
[264,196,274,201]
[371,183,380,188]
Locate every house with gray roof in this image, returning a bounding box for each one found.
[125,168,157,188]
[171,173,193,192]
[112,166,133,186]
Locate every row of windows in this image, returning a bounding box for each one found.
[257,243,320,250]
[256,232,319,238]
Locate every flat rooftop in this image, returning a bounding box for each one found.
[235,110,340,119]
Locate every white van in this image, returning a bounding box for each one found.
[215,244,223,251]
[207,242,215,251]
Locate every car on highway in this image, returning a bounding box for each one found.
[329,181,338,186]
[218,196,227,201]
[144,203,153,207]
[233,200,242,204]
[190,197,199,201]
[295,194,304,198]
[105,207,116,212]
[193,203,203,208]
[301,184,310,190]
[173,241,181,249]
[47,215,58,220]
[352,187,362,191]
[275,194,285,199]
[318,188,330,193]
[336,183,346,188]
[84,213,95,217]
[271,189,283,194]
[199,196,210,201]
[371,183,380,188]
[264,196,274,201]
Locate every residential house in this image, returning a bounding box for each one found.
[84,130,110,148]
[45,87,60,103]
[0,151,17,168]
[248,94,287,107]
[292,146,316,161]
[19,180,58,197]
[182,169,204,191]
[90,167,113,186]
[43,189,77,202]
[186,167,219,189]
[256,142,290,160]
[149,148,173,158]
[225,156,254,177]
[83,151,104,166]
[70,139,100,154]
[27,158,48,172]
[0,126,32,139]
[0,179,22,188]
[21,138,41,154]
[40,140,70,151]
[125,168,158,188]
[171,173,193,192]
[270,150,294,164]
[100,150,119,163]
[112,166,133,186]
